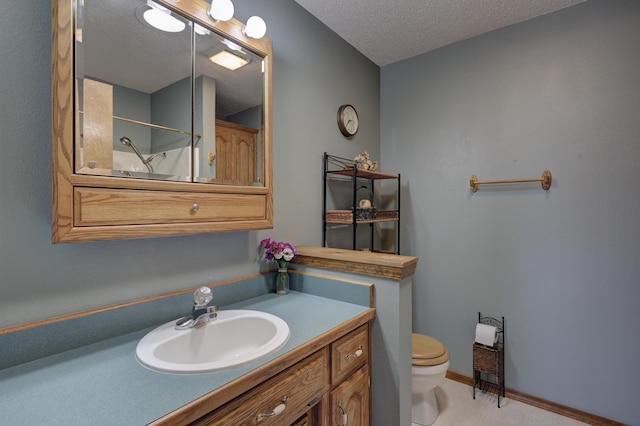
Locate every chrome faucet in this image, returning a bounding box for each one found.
[175,286,217,330]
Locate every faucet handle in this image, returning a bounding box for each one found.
[194,286,213,307]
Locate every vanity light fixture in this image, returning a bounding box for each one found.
[208,0,267,39]
[243,16,267,39]
[208,0,235,22]
[209,50,250,70]
[143,1,186,33]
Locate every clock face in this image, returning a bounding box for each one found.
[338,104,359,137]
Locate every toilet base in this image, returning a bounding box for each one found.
[412,387,439,425]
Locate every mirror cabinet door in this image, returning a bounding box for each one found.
[194,31,265,186]
[77,0,193,181]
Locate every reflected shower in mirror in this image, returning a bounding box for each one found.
[77,0,192,181]
[75,0,266,185]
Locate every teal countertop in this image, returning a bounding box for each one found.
[0,291,370,425]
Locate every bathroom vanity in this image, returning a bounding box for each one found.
[0,279,374,425]
[0,248,417,425]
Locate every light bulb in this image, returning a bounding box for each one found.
[243,16,266,39]
[208,0,234,22]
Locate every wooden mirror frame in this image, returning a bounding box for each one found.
[51,0,273,243]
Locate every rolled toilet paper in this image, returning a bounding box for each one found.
[475,323,498,347]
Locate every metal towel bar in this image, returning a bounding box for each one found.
[470,170,552,192]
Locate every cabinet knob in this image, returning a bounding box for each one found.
[191,203,199,212]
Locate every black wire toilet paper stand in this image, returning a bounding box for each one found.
[473,312,505,407]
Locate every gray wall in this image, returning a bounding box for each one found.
[113,83,152,152]
[0,0,379,328]
[151,76,191,152]
[381,1,639,424]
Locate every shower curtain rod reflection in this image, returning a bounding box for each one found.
[113,116,202,140]
[470,170,552,192]
[78,111,202,140]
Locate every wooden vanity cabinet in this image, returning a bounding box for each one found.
[191,349,328,426]
[328,324,371,426]
[188,321,372,426]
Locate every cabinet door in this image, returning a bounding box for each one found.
[215,121,258,186]
[330,366,370,426]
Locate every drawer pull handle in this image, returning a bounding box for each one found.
[345,345,363,359]
[256,395,288,422]
[338,400,348,425]
[191,203,199,212]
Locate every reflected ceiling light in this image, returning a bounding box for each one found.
[208,0,235,22]
[209,50,250,70]
[143,1,185,33]
[193,23,210,36]
[243,16,267,39]
[221,38,243,51]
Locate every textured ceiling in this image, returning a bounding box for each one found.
[294,0,586,66]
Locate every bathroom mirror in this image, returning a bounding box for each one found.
[52,0,273,243]
[76,0,265,185]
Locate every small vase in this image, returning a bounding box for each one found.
[276,267,290,295]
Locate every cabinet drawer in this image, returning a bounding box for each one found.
[331,324,369,384]
[74,187,266,226]
[193,349,328,426]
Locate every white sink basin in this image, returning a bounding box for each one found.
[136,310,290,374]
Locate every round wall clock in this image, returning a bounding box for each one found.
[337,104,359,137]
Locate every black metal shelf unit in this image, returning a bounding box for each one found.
[322,153,401,254]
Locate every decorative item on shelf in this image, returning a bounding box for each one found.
[354,207,377,221]
[355,186,376,220]
[359,199,372,209]
[353,151,378,171]
[260,238,298,295]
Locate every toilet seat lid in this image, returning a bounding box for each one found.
[412,333,450,366]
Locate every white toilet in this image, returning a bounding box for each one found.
[412,333,450,426]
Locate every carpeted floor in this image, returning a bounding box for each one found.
[427,379,588,425]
